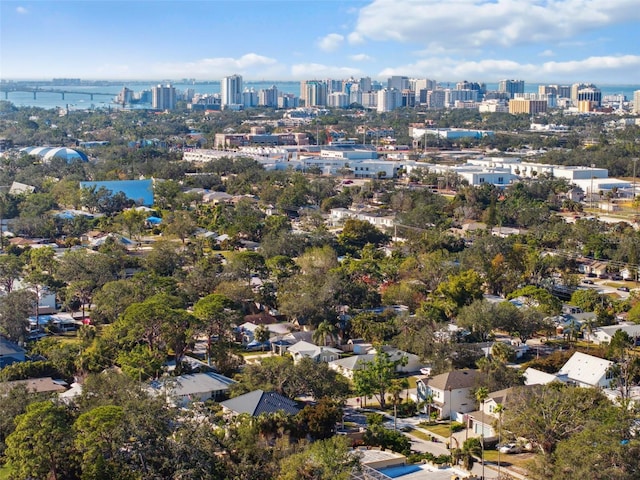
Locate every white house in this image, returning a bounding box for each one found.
[523,367,564,386]
[557,351,614,388]
[286,341,341,364]
[416,369,481,420]
[588,324,640,346]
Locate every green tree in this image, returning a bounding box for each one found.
[0,289,35,343]
[5,401,78,480]
[193,293,241,367]
[0,253,24,293]
[73,405,126,474]
[162,210,197,244]
[277,436,360,480]
[254,324,271,351]
[434,269,484,315]
[353,349,404,409]
[502,384,611,456]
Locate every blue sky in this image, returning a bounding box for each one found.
[2,0,639,84]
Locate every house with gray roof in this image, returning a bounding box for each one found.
[220,389,300,417]
[328,354,376,379]
[149,372,235,407]
[287,341,341,364]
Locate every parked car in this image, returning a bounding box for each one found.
[419,367,432,376]
[611,274,623,281]
[617,287,630,292]
[586,273,597,278]
[498,443,522,454]
[582,279,594,284]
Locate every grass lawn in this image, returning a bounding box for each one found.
[405,427,431,442]
[419,422,453,437]
[484,450,535,469]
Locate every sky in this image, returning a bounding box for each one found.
[1,0,640,84]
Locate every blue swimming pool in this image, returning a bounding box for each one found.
[378,464,423,478]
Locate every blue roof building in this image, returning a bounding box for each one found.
[79,179,154,206]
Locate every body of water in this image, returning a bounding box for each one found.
[2,81,637,111]
[1,81,301,110]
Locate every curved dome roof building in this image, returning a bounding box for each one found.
[20,146,89,163]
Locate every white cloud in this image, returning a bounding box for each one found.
[539,49,555,57]
[348,32,365,45]
[318,33,345,52]
[350,53,374,62]
[153,54,279,78]
[16,6,28,14]
[291,63,362,80]
[378,54,640,83]
[351,0,640,49]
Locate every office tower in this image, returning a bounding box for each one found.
[508,98,547,114]
[634,90,640,114]
[221,74,243,108]
[388,76,410,91]
[152,84,176,110]
[377,88,402,112]
[326,79,343,94]
[427,89,446,108]
[577,85,602,107]
[498,79,525,99]
[570,83,600,106]
[359,76,372,92]
[445,89,478,106]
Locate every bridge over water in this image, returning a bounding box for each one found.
[0,86,115,101]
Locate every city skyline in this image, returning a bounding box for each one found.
[1,0,640,84]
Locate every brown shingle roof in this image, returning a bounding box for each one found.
[426,369,480,391]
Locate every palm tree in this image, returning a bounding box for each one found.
[475,387,489,480]
[388,378,408,431]
[312,320,337,346]
[494,403,504,477]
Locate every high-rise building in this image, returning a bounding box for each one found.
[359,76,372,92]
[577,85,602,107]
[388,76,410,91]
[377,88,402,112]
[242,88,258,108]
[508,98,547,115]
[498,79,524,99]
[152,84,176,110]
[258,85,278,107]
[300,80,327,107]
[221,74,243,108]
[633,90,640,114]
[328,92,349,108]
[570,83,601,106]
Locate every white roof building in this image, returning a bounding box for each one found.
[557,351,614,388]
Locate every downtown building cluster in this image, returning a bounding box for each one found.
[131,74,639,116]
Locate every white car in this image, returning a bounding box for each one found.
[498,443,522,454]
[420,367,432,376]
